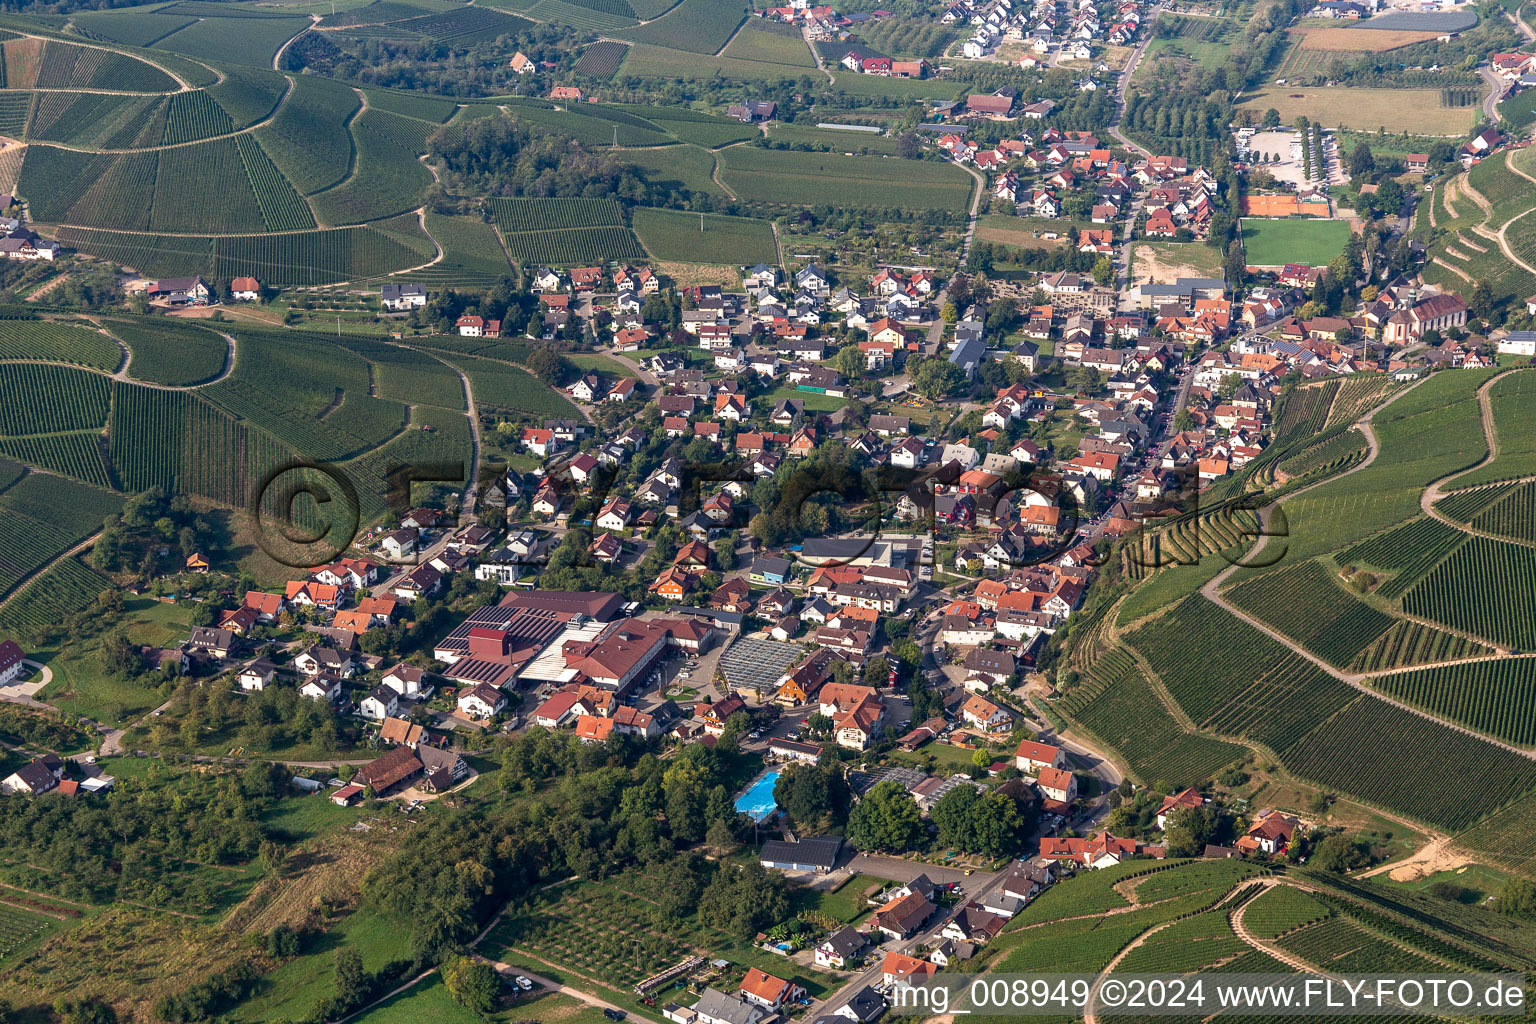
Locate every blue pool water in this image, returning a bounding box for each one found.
[735,771,781,823]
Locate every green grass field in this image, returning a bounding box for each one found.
[717,147,972,212]
[632,206,776,264]
[1240,217,1353,268]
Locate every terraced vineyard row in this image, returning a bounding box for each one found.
[1374,658,1536,747]
[1468,479,1536,544]
[1225,559,1395,668]
[0,319,120,370]
[488,196,626,232]
[1433,481,1515,523]
[1339,515,1468,600]
[1277,427,1366,480]
[0,432,111,487]
[1324,374,1401,429]
[1404,537,1536,650]
[1131,596,1357,755]
[0,363,109,435]
[1058,645,1244,787]
[1347,619,1490,673]
[235,134,315,232]
[1282,697,1536,831]
[0,555,113,643]
[1241,886,1330,939]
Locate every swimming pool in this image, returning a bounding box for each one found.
[734,771,781,823]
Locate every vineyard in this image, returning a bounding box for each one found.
[235,134,317,233]
[1338,515,1468,600]
[1281,697,1536,831]
[361,87,458,123]
[1467,479,1536,544]
[0,557,111,643]
[1119,501,1259,584]
[415,212,511,290]
[53,229,214,279]
[0,903,57,962]
[108,382,293,507]
[1057,646,1244,786]
[108,318,227,386]
[631,207,776,265]
[1278,916,1446,974]
[489,883,696,991]
[308,111,434,226]
[1324,374,1401,429]
[1450,368,1536,488]
[206,65,288,128]
[1242,886,1330,939]
[209,226,430,287]
[390,5,531,42]
[1275,427,1366,481]
[0,472,124,600]
[1374,658,1536,747]
[153,15,311,67]
[1127,596,1357,756]
[0,432,112,487]
[336,336,466,410]
[1454,791,1536,874]
[36,40,176,92]
[1347,619,1490,673]
[1224,559,1396,668]
[1403,537,1536,650]
[1113,910,1246,974]
[717,146,973,212]
[488,196,625,231]
[616,0,745,53]
[500,225,645,265]
[573,40,628,77]
[1434,480,1517,524]
[1275,378,1339,436]
[0,364,109,435]
[443,354,580,420]
[252,73,361,196]
[161,89,234,145]
[0,319,121,371]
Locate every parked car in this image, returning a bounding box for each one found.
[515,976,535,991]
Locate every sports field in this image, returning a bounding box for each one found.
[1238,87,1471,135]
[1240,217,1352,268]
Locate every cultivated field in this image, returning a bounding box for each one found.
[1288,23,1442,50]
[1239,87,1471,135]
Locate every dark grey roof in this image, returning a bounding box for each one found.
[759,834,842,870]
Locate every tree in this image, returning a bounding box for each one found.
[1347,141,1375,177]
[332,947,366,1009]
[773,761,850,829]
[1311,832,1374,873]
[1173,409,1194,431]
[912,358,966,400]
[896,131,923,159]
[1498,877,1536,919]
[1471,279,1496,321]
[941,301,959,324]
[442,956,500,1014]
[526,347,567,386]
[99,630,138,676]
[834,344,866,379]
[846,779,922,852]
[698,862,788,939]
[1162,805,1220,857]
[1092,256,1114,286]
